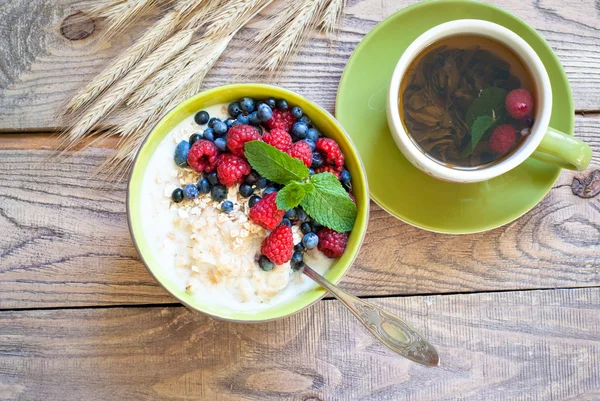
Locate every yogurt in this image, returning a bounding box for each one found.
[140,104,334,311]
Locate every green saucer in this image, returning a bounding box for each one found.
[336,0,573,234]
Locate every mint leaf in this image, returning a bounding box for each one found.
[465,87,508,127]
[276,182,307,210]
[245,141,309,185]
[462,115,492,157]
[300,173,357,232]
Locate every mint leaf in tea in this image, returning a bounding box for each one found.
[399,35,536,168]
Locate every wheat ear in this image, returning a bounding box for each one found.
[321,0,345,37]
[64,29,194,144]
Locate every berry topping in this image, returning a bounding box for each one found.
[257,103,273,122]
[239,183,254,197]
[217,153,251,187]
[505,88,534,119]
[174,140,190,167]
[240,97,255,113]
[249,192,284,230]
[276,99,289,111]
[248,195,261,208]
[187,140,219,173]
[315,138,344,169]
[189,133,202,146]
[266,109,297,132]
[194,110,209,125]
[214,137,227,152]
[302,232,319,249]
[221,200,234,213]
[287,140,312,167]
[213,120,228,136]
[263,128,292,152]
[317,228,348,258]
[197,178,211,194]
[263,187,278,196]
[206,171,220,185]
[291,106,303,119]
[489,124,517,154]
[261,225,293,265]
[258,255,274,271]
[291,121,308,139]
[208,117,220,128]
[183,184,199,200]
[315,165,342,178]
[228,102,242,117]
[202,128,215,142]
[227,124,262,157]
[211,184,227,202]
[171,188,184,203]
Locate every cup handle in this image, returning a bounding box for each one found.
[530,127,592,171]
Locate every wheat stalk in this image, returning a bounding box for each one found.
[65,0,204,114]
[320,0,345,37]
[64,29,194,144]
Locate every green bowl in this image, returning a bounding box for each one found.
[127,84,369,322]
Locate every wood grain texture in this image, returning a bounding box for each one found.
[0,115,598,309]
[1,0,600,131]
[1,288,599,400]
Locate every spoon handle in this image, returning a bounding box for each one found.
[300,263,439,366]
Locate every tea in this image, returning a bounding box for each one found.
[399,35,536,168]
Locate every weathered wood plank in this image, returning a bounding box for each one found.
[0,116,598,309]
[1,288,599,400]
[1,0,599,131]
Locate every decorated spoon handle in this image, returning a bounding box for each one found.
[300,263,440,366]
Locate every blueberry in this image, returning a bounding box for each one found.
[265,98,277,109]
[171,188,184,203]
[256,177,268,189]
[340,169,351,184]
[284,209,297,219]
[296,207,309,222]
[221,200,234,213]
[291,122,308,139]
[203,128,215,142]
[276,99,288,110]
[231,120,242,126]
[311,152,324,168]
[305,139,316,151]
[291,252,303,266]
[189,133,202,145]
[225,117,236,128]
[237,114,250,124]
[208,117,220,128]
[213,120,228,136]
[174,140,190,167]
[299,115,311,125]
[311,221,323,231]
[308,168,315,175]
[239,183,254,197]
[263,187,277,195]
[228,102,242,117]
[183,184,199,200]
[197,178,211,194]
[523,116,534,128]
[259,255,274,271]
[281,218,292,227]
[245,171,260,185]
[255,126,263,135]
[207,171,220,186]
[294,243,305,253]
[211,184,227,202]
[248,195,261,208]
[194,110,210,125]
[248,111,260,125]
[302,232,318,249]
[257,103,273,122]
[306,128,319,142]
[214,137,227,151]
[291,106,303,119]
[301,222,313,234]
[240,97,255,113]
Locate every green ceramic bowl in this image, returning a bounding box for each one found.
[127,84,369,322]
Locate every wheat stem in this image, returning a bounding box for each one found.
[321,0,345,37]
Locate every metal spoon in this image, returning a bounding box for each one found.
[299,263,440,366]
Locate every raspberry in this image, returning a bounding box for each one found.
[261,225,293,265]
[287,141,312,167]
[217,153,251,187]
[266,109,297,132]
[489,124,517,154]
[317,228,348,259]
[249,192,284,230]
[187,140,219,173]
[263,128,292,152]
[315,165,341,178]
[505,88,534,119]
[315,138,344,169]
[227,124,261,157]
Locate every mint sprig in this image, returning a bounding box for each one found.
[245,141,357,232]
[245,141,309,185]
[462,87,508,156]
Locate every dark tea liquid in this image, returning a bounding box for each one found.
[399,35,536,169]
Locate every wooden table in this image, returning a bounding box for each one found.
[1,0,599,399]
